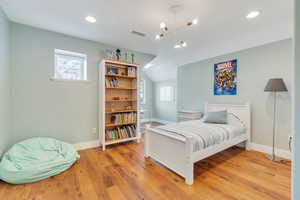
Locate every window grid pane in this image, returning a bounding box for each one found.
[160,86,173,102]
[54,49,87,80]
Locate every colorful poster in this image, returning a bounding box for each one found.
[214,59,237,95]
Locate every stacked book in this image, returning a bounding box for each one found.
[105,125,136,140]
[110,112,137,124]
[127,67,136,77]
[105,77,119,88]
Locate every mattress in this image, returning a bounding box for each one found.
[155,119,246,152]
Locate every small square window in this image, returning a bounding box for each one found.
[160,86,174,102]
[54,49,87,80]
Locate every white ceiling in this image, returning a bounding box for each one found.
[0,0,293,81]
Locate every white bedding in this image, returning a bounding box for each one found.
[156,117,246,152]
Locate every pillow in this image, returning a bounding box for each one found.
[203,110,228,124]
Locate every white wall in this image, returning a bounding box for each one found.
[0,8,11,155]
[10,23,154,145]
[153,80,177,122]
[178,39,293,150]
[293,0,300,199]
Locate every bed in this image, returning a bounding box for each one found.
[144,103,251,185]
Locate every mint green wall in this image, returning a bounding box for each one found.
[153,80,177,122]
[11,23,154,145]
[0,8,11,155]
[293,0,300,198]
[178,39,292,150]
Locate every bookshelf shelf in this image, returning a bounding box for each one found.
[105,122,136,128]
[99,59,140,151]
[106,99,137,102]
[105,137,139,145]
[105,74,136,79]
[106,87,137,90]
[105,110,137,114]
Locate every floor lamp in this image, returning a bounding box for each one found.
[264,78,288,162]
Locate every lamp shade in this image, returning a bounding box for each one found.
[264,78,288,92]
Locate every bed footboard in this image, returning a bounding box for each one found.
[145,128,194,185]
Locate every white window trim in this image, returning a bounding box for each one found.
[53,49,88,81]
[140,80,146,105]
[49,77,91,83]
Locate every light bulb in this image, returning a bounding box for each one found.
[174,44,181,49]
[160,22,166,29]
[85,16,96,23]
[246,11,260,19]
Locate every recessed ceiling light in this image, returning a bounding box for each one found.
[144,64,152,69]
[85,16,96,23]
[246,11,260,19]
[192,18,198,25]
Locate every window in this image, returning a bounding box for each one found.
[139,80,146,104]
[160,86,174,102]
[54,49,87,80]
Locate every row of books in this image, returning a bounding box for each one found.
[105,77,120,88]
[110,112,137,124]
[105,125,136,140]
[127,67,136,77]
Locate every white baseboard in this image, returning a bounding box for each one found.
[73,140,100,151]
[249,143,292,160]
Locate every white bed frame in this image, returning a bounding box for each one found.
[144,103,251,185]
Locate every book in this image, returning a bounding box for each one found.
[105,125,137,141]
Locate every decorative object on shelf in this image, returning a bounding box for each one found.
[116,49,121,60]
[131,53,135,63]
[112,97,120,101]
[125,106,132,110]
[125,52,128,62]
[214,59,237,95]
[107,68,118,75]
[264,78,288,162]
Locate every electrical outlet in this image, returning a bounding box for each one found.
[92,128,97,134]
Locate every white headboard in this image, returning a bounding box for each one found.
[204,103,251,141]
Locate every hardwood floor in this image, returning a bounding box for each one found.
[0,140,291,200]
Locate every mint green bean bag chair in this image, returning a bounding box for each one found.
[0,137,80,184]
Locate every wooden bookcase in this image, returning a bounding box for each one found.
[99,59,140,151]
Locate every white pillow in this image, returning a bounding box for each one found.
[203,110,228,124]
